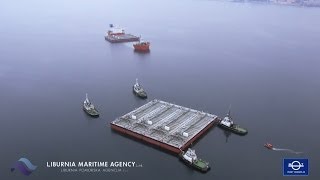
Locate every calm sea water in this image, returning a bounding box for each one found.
[1,0,319,179]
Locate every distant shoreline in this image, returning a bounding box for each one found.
[209,0,320,8]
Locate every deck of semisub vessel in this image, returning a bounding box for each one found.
[110,99,219,154]
[105,34,140,43]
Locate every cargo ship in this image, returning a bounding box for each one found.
[110,99,219,154]
[105,24,140,43]
[133,41,150,52]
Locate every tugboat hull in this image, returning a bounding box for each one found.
[179,153,210,173]
[134,49,150,53]
[218,124,248,135]
[132,88,147,99]
[133,43,150,52]
[83,107,99,117]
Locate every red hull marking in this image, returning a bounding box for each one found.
[133,46,150,51]
[111,124,180,154]
[111,118,217,154]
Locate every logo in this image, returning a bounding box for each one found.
[283,158,308,176]
[11,158,37,176]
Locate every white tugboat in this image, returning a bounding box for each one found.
[83,93,99,117]
[219,108,247,135]
[179,148,210,172]
[133,78,147,99]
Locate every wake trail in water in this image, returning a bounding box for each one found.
[272,148,303,154]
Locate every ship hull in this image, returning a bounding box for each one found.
[110,120,216,154]
[218,124,248,135]
[133,45,150,52]
[105,34,140,43]
[111,123,180,153]
[133,88,147,99]
[179,154,210,173]
[83,107,99,117]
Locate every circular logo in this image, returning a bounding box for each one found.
[290,161,303,171]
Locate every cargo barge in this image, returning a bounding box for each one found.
[110,99,219,154]
[105,25,140,43]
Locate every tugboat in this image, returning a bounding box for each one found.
[133,78,147,99]
[83,93,99,117]
[264,143,273,150]
[133,40,150,52]
[218,108,248,135]
[179,148,210,172]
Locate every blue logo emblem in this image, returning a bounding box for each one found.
[283,158,308,176]
[11,158,37,176]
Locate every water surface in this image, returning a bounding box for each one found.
[0,0,319,179]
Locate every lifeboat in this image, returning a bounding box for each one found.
[264,143,273,150]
